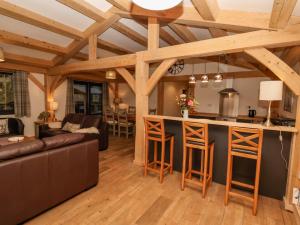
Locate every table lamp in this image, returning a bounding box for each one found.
[259,81,283,127]
[50,101,59,121]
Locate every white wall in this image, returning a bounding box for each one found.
[53,80,67,121]
[194,77,271,116]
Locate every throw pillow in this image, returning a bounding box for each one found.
[62,122,80,133]
[0,119,9,135]
[74,127,99,134]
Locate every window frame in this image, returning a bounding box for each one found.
[0,72,14,115]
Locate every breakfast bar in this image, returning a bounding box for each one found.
[144,115,297,200]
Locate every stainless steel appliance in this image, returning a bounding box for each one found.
[219,79,239,117]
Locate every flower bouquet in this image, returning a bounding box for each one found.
[176,94,198,118]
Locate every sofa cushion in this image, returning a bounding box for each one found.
[0,140,44,161]
[74,127,99,134]
[62,114,84,127]
[42,133,85,150]
[62,122,80,133]
[81,115,101,129]
[40,129,69,138]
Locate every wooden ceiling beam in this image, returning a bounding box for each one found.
[106,0,131,11]
[4,51,54,68]
[142,25,300,62]
[0,30,67,55]
[0,1,84,40]
[115,68,136,93]
[281,45,300,67]
[58,0,147,47]
[148,17,159,50]
[53,10,120,65]
[48,54,137,76]
[97,39,132,55]
[269,0,298,29]
[191,0,220,20]
[0,62,47,74]
[112,6,300,32]
[168,24,198,42]
[245,48,300,95]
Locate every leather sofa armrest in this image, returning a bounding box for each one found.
[8,118,24,135]
[97,122,109,151]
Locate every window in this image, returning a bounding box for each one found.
[73,81,103,115]
[0,72,14,115]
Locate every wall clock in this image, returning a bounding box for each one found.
[168,59,184,75]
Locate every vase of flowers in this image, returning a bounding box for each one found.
[176,94,198,119]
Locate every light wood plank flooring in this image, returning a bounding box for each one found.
[27,136,296,225]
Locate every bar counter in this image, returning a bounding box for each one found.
[144,115,297,200]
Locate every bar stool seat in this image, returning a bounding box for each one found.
[225,126,263,216]
[144,117,174,183]
[181,121,215,198]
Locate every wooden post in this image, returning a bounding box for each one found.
[89,34,97,60]
[134,53,149,165]
[157,81,164,115]
[148,17,159,50]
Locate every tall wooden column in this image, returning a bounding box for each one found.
[134,53,149,165]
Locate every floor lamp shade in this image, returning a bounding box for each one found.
[259,81,283,101]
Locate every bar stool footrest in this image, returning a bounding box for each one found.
[231,180,255,190]
[229,191,254,202]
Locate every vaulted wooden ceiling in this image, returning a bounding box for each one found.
[0,0,299,75]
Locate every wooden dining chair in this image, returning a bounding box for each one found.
[128,106,136,114]
[104,108,117,136]
[144,117,174,183]
[118,110,134,138]
[149,108,157,115]
[225,126,263,215]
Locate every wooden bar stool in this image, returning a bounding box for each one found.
[144,117,174,183]
[225,126,263,215]
[181,121,215,198]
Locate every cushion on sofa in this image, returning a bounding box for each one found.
[81,115,101,129]
[62,122,80,132]
[0,140,44,161]
[74,127,99,134]
[42,133,85,150]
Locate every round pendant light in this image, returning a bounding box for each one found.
[201,63,208,83]
[214,56,223,83]
[0,47,5,62]
[106,70,116,80]
[189,63,196,84]
[132,0,183,10]
[200,75,209,83]
[214,73,223,83]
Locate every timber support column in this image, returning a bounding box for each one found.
[134,53,149,165]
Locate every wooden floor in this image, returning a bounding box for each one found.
[27,136,296,225]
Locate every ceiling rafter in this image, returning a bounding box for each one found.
[112,4,300,32]
[168,24,198,42]
[98,39,132,55]
[4,51,54,68]
[0,1,84,40]
[191,0,220,20]
[270,0,298,29]
[0,62,47,74]
[57,0,147,47]
[52,10,120,65]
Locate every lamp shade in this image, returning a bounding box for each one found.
[106,70,116,79]
[132,0,183,10]
[50,101,58,111]
[0,47,4,62]
[259,81,283,101]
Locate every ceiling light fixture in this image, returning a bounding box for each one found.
[201,63,208,83]
[106,70,116,80]
[214,56,223,83]
[0,47,5,62]
[189,63,196,84]
[132,0,183,11]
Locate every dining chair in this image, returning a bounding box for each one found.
[149,108,157,115]
[104,108,117,136]
[128,106,136,114]
[118,110,134,138]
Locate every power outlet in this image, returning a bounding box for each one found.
[293,187,300,205]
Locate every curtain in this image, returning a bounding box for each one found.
[65,79,75,114]
[12,71,31,117]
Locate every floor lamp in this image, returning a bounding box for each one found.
[259,81,283,127]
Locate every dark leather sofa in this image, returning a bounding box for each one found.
[0,133,99,225]
[39,113,108,151]
[0,118,24,137]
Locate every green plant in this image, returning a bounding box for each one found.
[38,111,50,121]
